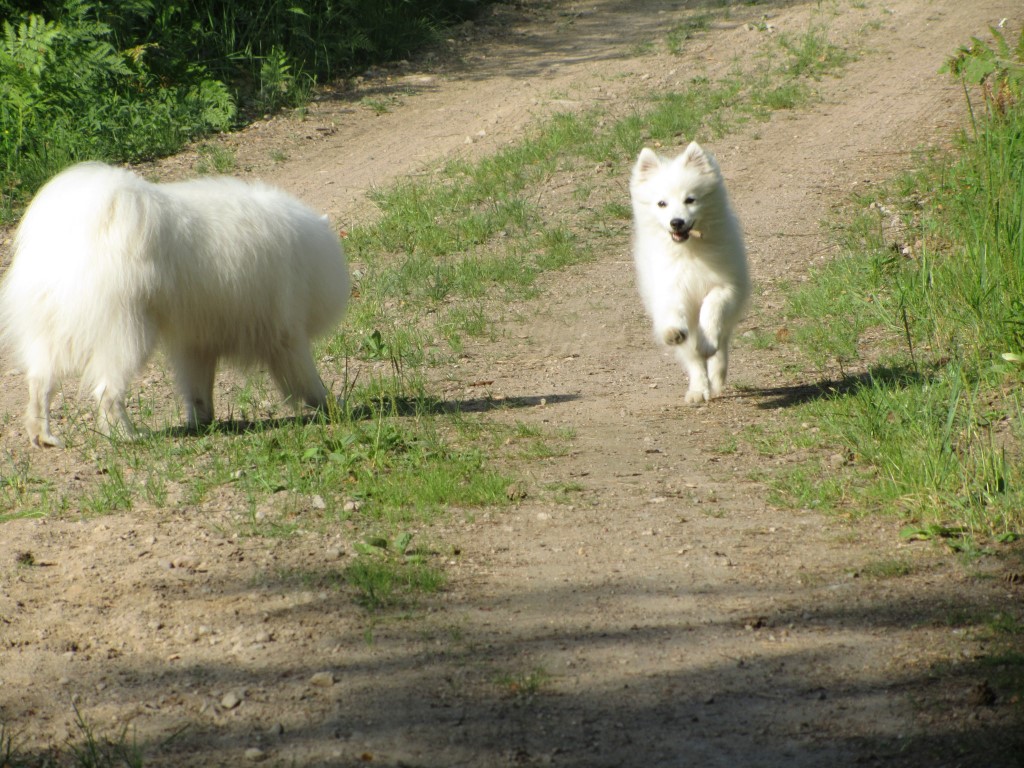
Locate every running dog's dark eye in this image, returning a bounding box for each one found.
[684,196,696,204]
[657,200,667,208]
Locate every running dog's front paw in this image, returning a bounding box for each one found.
[684,389,709,406]
[662,326,688,346]
[696,334,719,359]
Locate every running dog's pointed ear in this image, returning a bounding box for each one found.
[633,148,661,183]
[680,141,714,174]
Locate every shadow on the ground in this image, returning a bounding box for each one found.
[8,561,1022,767]
[153,392,581,438]
[745,365,926,409]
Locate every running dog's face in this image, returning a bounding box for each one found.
[630,142,720,242]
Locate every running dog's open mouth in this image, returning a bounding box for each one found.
[668,217,692,242]
[670,225,700,242]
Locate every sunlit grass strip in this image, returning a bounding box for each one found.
[777,80,1024,535]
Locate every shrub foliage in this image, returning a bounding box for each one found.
[0,0,485,218]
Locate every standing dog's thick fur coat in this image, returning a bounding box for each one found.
[630,142,750,403]
[0,162,350,447]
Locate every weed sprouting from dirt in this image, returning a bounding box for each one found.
[495,667,551,699]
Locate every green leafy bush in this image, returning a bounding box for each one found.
[941,25,1024,116]
[0,0,486,220]
[0,4,236,209]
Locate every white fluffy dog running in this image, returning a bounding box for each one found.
[0,162,350,447]
[630,142,750,403]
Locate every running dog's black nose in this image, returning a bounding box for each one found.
[669,217,692,242]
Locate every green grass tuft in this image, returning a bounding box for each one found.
[775,30,1024,537]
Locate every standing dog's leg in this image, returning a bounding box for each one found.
[267,342,331,414]
[169,347,218,429]
[26,369,61,448]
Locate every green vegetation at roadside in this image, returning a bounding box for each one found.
[767,26,1024,539]
[0,0,486,222]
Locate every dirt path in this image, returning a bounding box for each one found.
[2,1,1022,766]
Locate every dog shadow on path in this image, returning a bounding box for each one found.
[744,365,926,410]
[155,392,581,438]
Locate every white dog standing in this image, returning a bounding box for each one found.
[0,162,350,447]
[630,142,750,404]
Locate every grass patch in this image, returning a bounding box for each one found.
[857,558,915,579]
[546,481,586,503]
[506,421,574,461]
[0,452,60,521]
[194,143,236,175]
[1,704,146,768]
[8,371,514,528]
[714,437,739,455]
[263,531,448,611]
[774,28,1024,537]
[343,556,446,610]
[666,13,714,55]
[776,23,853,79]
[768,462,853,513]
[495,666,551,698]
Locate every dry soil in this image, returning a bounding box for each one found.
[1,1,1023,766]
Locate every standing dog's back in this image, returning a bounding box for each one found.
[0,162,350,446]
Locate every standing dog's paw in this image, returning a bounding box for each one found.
[29,430,63,449]
[662,327,688,346]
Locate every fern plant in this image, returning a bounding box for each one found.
[1,16,63,157]
[941,25,1024,115]
[0,5,237,214]
[0,0,486,223]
